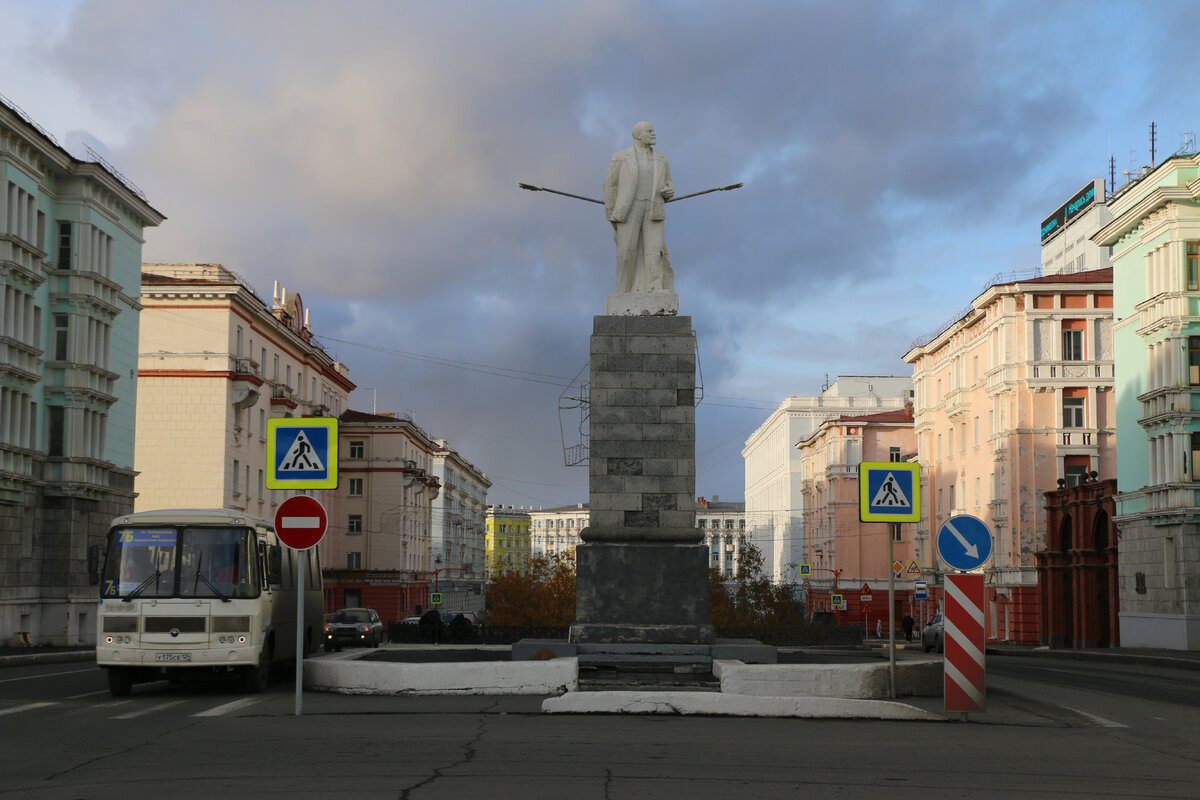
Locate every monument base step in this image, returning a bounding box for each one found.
[578,663,719,692]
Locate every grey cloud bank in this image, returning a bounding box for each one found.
[5,0,1197,506]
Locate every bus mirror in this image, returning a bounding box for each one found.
[267,545,283,584]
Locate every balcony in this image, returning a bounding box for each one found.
[270,383,298,409]
[1058,429,1097,447]
[1143,484,1200,515]
[943,387,970,419]
[1138,386,1199,428]
[1030,360,1114,388]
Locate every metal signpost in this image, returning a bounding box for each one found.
[274,494,328,716]
[859,462,921,698]
[936,515,993,717]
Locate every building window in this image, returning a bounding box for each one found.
[349,440,364,459]
[53,314,69,360]
[889,446,901,462]
[57,221,72,269]
[349,478,363,497]
[1188,242,1199,291]
[1063,390,1086,428]
[1065,455,1090,487]
[47,406,64,457]
[347,553,362,570]
[348,515,363,534]
[1062,321,1085,360]
[232,459,240,496]
[1189,337,1200,386]
[698,520,706,528]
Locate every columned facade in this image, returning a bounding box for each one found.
[1,98,163,645]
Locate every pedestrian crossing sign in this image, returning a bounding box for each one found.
[859,461,920,523]
[266,418,339,489]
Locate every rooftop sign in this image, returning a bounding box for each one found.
[1040,179,1103,243]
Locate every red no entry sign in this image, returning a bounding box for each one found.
[274,495,328,550]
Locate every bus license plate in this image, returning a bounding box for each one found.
[155,653,191,663]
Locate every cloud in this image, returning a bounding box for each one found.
[10,0,1193,506]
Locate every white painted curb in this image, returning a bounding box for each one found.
[542,691,944,720]
[305,655,577,695]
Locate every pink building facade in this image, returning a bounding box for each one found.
[798,406,930,632]
[904,268,1115,644]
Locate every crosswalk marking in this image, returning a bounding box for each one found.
[0,701,57,716]
[113,699,188,719]
[193,697,262,717]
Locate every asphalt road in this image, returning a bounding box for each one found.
[0,653,1197,799]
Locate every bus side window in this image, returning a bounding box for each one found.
[267,545,282,585]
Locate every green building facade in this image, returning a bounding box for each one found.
[1097,153,1200,649]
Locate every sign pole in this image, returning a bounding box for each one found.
[887,523,896,699]
[295,549,305,716]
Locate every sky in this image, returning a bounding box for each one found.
[4,0,1197,510]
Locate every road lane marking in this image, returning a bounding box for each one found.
[0,702,57,716]
[0,668,96,684]
[66,690,110,700]
[1064,706,1128,728]
[193,697,262,717]
[113,699,188,719]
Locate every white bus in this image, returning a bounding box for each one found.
[96,508,323,696]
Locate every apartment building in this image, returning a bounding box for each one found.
[797,405,923,625]
[904,268,1115,644]
[742,377,914,581]
[484,505,532,578]
[322,409,440,622]
[430,442,490,606]
[529,502,589,561]
[1095,152,1200,649]
[1,97,164,645]
[135,266,354,519]
[696,496,745,578]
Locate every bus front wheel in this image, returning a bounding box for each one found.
[243,645,271,693]
[107,667,133,697]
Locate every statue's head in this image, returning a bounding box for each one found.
[632,121,656,147]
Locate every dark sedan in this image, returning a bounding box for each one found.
[323,607,384,651]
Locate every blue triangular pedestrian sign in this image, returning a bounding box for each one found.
[278,430,325,472]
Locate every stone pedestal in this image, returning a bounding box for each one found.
[571,315,714,645]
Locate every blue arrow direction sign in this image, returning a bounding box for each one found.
[936,514,993,571]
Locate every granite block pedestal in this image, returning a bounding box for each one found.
[570,315,715,646]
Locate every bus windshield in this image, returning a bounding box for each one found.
[101,526,259,600]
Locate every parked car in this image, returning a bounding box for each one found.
[921,613,945,653]
[324,607,384,651]
[442,611,480,625]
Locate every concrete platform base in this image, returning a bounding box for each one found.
[542,691,944,720]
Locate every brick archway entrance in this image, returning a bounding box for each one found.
[1036,477,1118,648]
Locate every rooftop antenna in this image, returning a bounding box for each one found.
[1150,121,1157,168]
[1108,155,1116,199]
[1182,130,1196,155]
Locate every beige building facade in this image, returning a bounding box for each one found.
[904,268,1115,643]
[135,265,354,516]
[743,377,914,581]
